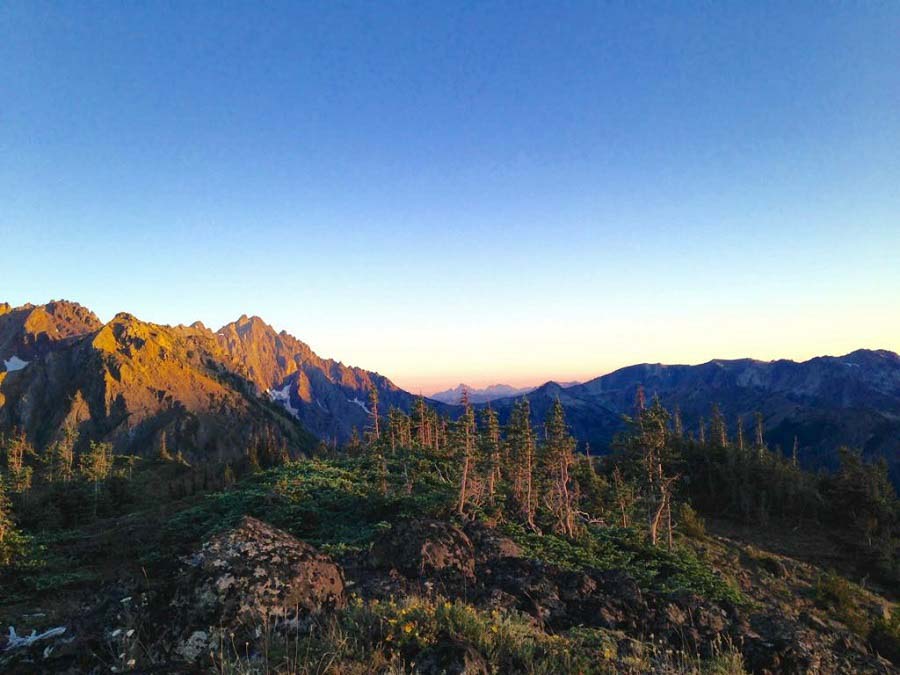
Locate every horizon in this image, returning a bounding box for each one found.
[3,3,900,393]
[2,295,896,396]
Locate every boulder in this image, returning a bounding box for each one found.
[371,520,475,583]
[169,516,345,663]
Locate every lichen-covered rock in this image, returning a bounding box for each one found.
[169,516,345,663]
[371,520,475,582]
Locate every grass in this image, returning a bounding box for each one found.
[213,594,748,675]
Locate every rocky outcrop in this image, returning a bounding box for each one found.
[168,516,346,664]
[371,520,476,585]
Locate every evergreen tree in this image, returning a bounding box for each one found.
[0,475,16,564]
[539,399,578,536]
[80,440,113,515]
[505,398,537,530]
[4,429,33,494]
[53,423,77,483]
[709,404,727,448]
[368,385,380,440]
[754,412,766,457]
[479,405,502,507]
[455,389,478,515]
[622,396,677,547]
[157,430,173,461]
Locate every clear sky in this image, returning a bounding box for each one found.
[2,3,899,394]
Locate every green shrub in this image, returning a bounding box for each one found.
[814,572,870,636]
[678,502,707,539]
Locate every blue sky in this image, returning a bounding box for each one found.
[2,2,899,392]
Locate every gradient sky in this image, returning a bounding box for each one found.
[2,3,899,394]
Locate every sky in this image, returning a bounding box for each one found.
[2,2,899,394]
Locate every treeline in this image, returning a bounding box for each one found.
[0,423,274,559]
[631,397,899,585]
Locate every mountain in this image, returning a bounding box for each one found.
[430,384,534,405]
[0,301,451,459]
[431,381,581,405]
[215,314,449,442]
[487,350,900,484]
[0,302,316,463]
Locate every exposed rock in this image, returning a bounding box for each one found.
[464,521,522,563]
[371,520,475,583]
[168,516,345,663]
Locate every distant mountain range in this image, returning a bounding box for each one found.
[2,300,898,484]
[430,382,580,405]
[484,351,900,485]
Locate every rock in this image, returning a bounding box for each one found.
[464,521,523,563]
[371,520,475,583]
[415,635,488,675]
[169,516,345,663]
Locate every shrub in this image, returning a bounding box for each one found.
[678,502,707,539]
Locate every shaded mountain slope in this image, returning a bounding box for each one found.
[488,350,900,483]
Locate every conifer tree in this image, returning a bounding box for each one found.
[754,412,765,457]
[0,475,11,547]
[53,424,77,483]
[455,390,477,515]
[623,396,677,547]
[709,404,727,448]
[479,405,502,506]
[540,399,578,536]
[80,440,113,515]
[158,430,173,461]
[368,386,380,440]
[506,398,537,530]
[4,430,33,494]
[412,396,430,449]
[611,465,635,527]
[673,407,684,439]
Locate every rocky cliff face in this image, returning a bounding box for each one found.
[215,314,446,442]
[0,303,315,462]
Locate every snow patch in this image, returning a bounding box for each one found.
[3,355,29,372]
[267,384,299,417]
[4,625,66,651]
[349,397,371,414]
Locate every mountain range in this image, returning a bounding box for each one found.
[430,382,581,404]
[2,300,898,484]
[0,301,443,463]
[484,350,900,484]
